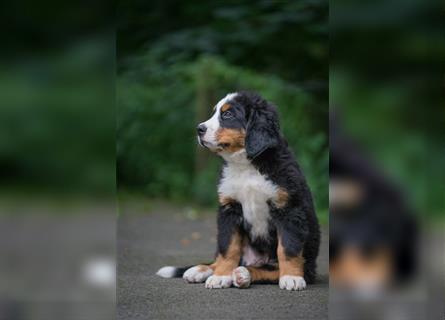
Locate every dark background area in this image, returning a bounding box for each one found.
[330,0,445,219]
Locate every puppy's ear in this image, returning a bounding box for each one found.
[245,103,280,159]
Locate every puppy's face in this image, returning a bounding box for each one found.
[197,93,247,154]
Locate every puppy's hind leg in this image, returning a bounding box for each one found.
[232,265,279,288]
[183,264,214,283]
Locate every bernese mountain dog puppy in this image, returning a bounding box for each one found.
[157,92,320,290]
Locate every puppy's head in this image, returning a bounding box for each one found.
[197,92,281,159]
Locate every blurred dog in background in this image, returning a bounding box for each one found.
[329,112,417,290]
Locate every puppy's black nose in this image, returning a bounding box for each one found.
[197,124,207,136]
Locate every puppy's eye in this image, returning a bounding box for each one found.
[222,111,233,119]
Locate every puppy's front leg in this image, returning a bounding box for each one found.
[274,209,308,291]
[277,235,306,291]
[205,199,243,289]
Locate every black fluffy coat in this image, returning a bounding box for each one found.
[216,92,320,283]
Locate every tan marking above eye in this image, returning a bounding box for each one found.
[221,103,231,112]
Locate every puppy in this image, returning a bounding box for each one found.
[157,92,320,290]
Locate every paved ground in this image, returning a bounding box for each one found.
[0,202,115,320]
[118,203,328,320]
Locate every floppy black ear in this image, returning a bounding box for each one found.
[245,103,281,159]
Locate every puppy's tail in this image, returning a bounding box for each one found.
[156,265,194,278]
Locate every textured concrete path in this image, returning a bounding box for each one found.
[118,203,328,320]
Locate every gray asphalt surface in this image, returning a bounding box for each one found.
[118,203,328,320]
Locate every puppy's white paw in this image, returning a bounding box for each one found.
[205,275,232,289]
[232,266,251,289]
[279,275,306,291]
[183,265,213,283]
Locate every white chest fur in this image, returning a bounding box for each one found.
[218,150,279,239]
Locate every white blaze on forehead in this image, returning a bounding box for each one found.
[201,92,238,146]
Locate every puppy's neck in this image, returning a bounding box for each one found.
[220,149,251,166]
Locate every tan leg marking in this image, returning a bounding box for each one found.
[277,237,305,277]
[197,265,212,273]
[246,266,280,282]
[273,188,289,208]
[213,233,243,276]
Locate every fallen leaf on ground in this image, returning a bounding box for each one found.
[191,232,201,240]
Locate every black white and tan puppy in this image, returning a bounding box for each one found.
[157,92,320,290]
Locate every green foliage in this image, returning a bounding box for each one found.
[118,0,328,89]
[330,69,440,217]
[117,0,328,220]
[117,55,328,216]
[0,41,115,195]
[330,0,445,218]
